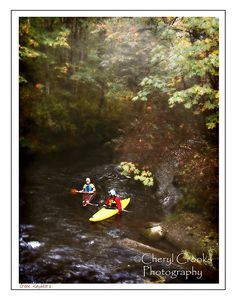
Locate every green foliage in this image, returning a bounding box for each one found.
[70,63,101,88]
[19,17,133,153]
[119,161,154,187]
[132,17,219,129]
[206,111,219,129]
[19,17,219,154]
[168,84,219,128]
[19,75,28,84]
[181,248,216,268]
[42,28,70,49]
[19,46,43,59]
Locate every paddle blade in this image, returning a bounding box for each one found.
[70,188,79,195]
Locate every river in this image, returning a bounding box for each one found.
[19,147,215,284]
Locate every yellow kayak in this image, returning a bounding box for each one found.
[89,198,130,222]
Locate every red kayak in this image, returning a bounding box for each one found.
[82,192,96,207]
[70,188,96,206]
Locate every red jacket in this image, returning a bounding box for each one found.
[105,195,122,213]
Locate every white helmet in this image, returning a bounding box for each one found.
[109,189,116,196]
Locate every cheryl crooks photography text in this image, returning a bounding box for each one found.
[134,252,213,280]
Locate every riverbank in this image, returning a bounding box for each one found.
[112,102,218,221]
[107,101,219,279]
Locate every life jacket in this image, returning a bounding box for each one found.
[105,196,122,213]
[83,183,95,192]
[106,195,121,210]
[107,196,117,206]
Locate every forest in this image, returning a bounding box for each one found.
[19,17,219,154]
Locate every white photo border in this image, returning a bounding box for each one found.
[11,10,226,290]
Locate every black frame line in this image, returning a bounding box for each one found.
[11,9,226,291]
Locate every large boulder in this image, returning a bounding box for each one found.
[142,212,218,259]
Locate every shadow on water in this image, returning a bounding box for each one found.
[19,146,215,284]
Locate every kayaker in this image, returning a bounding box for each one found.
[104,189,122,214]
[79,178,96,193]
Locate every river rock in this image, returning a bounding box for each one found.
[142,213,218,259]
[141,222,167,241]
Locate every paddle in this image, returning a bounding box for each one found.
[70,188,79,194]
[85,202,132,212]
[102,204,132,213]
[86,202,99,207]
[70,190,131,212]
[70,188,94,195]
